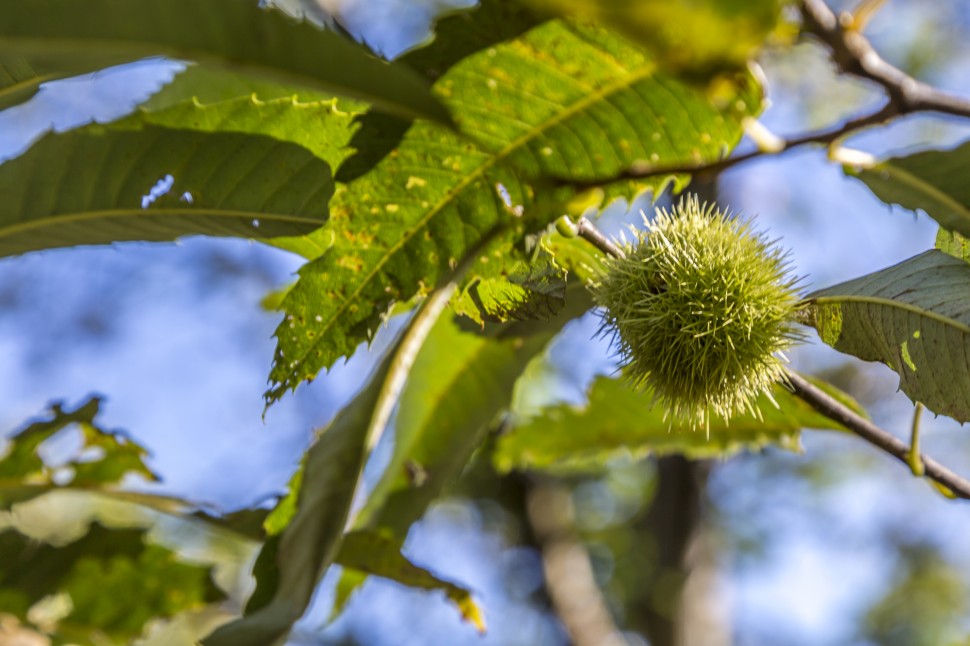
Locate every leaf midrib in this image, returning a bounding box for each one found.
[811,294,970,334]
[284,59,658,384]
[0,70,59,102]
[1,207,325,238]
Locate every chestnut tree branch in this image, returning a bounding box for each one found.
[555,0,970,191]
[784,369,970,500]
[801,0,970,119]
[576,217,626,259]
[577,220,970,501]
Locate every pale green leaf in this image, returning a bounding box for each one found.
[848,140,970,238]
[0,524,224,642]
[205,275,464,646]
[355,296,590,536]
[0,118,331,257]
[803,250,970,423]
[0,489,256,644]
[334,531,484,633]
[542,228,609,282]
[518,0,784,74]
[203,359,389,646]
[936,227,970,262]
[142,64,342,111]
[267,18,762,402]
[0,398,158,508]
[494,374,862,473]
[450,254,567,325]
[0,0,448,122]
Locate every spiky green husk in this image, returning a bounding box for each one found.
[592,195,801,428]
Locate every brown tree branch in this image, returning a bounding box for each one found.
[784,369,970,500]
[801,0,970,119]
[575,216,626,259]
[555,0,970,192]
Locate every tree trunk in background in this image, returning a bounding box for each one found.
[629,457,728,646]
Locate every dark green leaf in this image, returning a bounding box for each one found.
[0,56,62,109]
[0,0,448,122]
[802,249,970,423]
[268,19,762,402]
[494,374,862,473]
[0,118,331,257]
[847,140,970,238]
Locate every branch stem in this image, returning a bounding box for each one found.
[784,370,970,500]
[576,217,626,259]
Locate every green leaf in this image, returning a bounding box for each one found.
[205,274,465,646]
[0,0,449,122]
[0,525,223,641]
[328,566,367,623]
[543,228,608,282]
[399,0,542,79]
[334,531,484,633]
[802,249,970,423]
[204,364,387,646]
[96,63,364,161]
[0,398,158,508]
[0,118,332,257]
[0,56,61,109]
[847,140,970,238]
[450,254,567,325]
[267,19,762,402]
[494,374,862,473]
[355,296,589,536]
[0,493,233,645]
[518,0,784,74]
[936,227,970,261]
[142,64,343,110]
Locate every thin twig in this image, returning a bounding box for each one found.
[801,0,970,119]
[559,103,896,190]
[555,0,970,192]
[784,369,970,500]
[576,217,626,258]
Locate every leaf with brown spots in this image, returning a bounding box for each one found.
[267,16,762,402]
